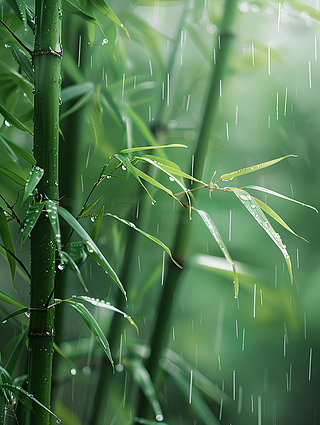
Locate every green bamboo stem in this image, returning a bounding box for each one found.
[27,0,62,423]
[135,0,238,420]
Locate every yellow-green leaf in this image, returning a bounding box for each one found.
[120,144,188,154]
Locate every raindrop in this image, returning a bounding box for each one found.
[82,366,91,375]
[121,164,126,171]
[233,370,236,400]
[151,200,157,205]
[4,120,11,127]
[102,38,108,45]
[156,414,163,421]
[188,370,193,404]
[58,263,64,270]
[308,348,312,380]
[239,2,250,13]
[70,368,77,375]
[206,23,216,33]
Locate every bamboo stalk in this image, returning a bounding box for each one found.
[135,0,238,420]
[27,0,62,423]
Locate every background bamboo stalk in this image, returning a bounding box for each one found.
[135,0,238,420]
[27,0,62,423]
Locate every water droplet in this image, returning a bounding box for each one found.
[58,263,64,270]
[151,200,157,205]
[90,217,95,222]
[169,176,175,182]
[102,38,108,45]
[106,175,111,179]
[156,414,164,421]
[82,366,91,375]
[4,120,11,127]
[121,164,127,171]
[70,368,77,375]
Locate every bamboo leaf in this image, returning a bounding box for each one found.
[1,383,61,421]
[93,85,103,125]
[4,0,27,30]
[60,88,95,121]
[183,20,212,67]
[66,300,114,370]
[0,208,16,281]
[252,196,308,242]
[5,327,28,376]
[127,358,163,421]
[0,165,26,186]
[53,342,77,369]
[120,144,188,154]
[0,132,36,165]
[59,251,88,292]
[1,308,29,324]
[67,241,88,268]
[7,45,33,83]
[56,205,126,299]
[133,418,170,425]
[219,154,298,181]
[20,202,44,251]
[228,187,293,284]
[80,195,104,216]
[60,82,94,103]
[104,212,182,269]
[100,91,123,128]
[21,165,44,206]
[195,209,239,298]
[0,105,33,135]
[64,0,101,25]
[68,295,139,334]
[45,200,61,251]
[0,134,19,165]
[88,0,131,40]
[245,185,319,213]
[0,289,27,310]
[89,204,104,243]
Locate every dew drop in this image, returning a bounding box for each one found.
[151,200,157,205]
[121,164,127,171]
[102,38,108,45]
[169,176,175,182]
[70,368,77,375]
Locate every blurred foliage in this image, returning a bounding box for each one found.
[0,0,320,424]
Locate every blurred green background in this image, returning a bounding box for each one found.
[1,0,319,424]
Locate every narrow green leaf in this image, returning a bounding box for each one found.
[60,88,94,121]
[88,0,131,40]
[87,21,96,46]
[159,357,221,425]
[60,82,94,103]
[228,188,293,284]
[93,85,103,125]
[12,374,28,387]
[0,208,16,280]
[0,289,27,310]
[0,367,12,385]
[0,165,26,186]
[45,200,61,251]
[5,0,27,30]
[100,91,123,128]
[195,209,239,297]
[68,295,139,334]
[0,134,19,165]
[64,0,101,25]
[5,327,28,376]
[56,206,126,299]
[245,185,319,213]
[104,212,182,269]
[1,308,29,324]
[219,154,298,181]
[8,45,33,83]
[53,342,77,369]
[183,20,212,67]
[20,202,44,251]
[133,418,170,425]
[127,358,163,421]
[0,105,33,135]
[21,165,44,207]
[252,196,308,242]
[80,195,104,217]
[1,383,61,421]
[120,144,188,154]
[66,300,114,370]
[59,251,88,292]
[89,204,104,243]
[0,132,36,165]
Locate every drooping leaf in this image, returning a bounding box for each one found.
[219,155,298,181]
[4,0,27,30]
[56,206,126,299]
[126,358,163,421]
[0,134,19,165]
[21,166,44,207]
[0,132,36,165]
[252,196,308,242]
[0,289,27,310]
[245,185,318,213]
[60,87,95,121]
[89,204,104,243]
[228,187,293,284]
[68,295,138,334]
[195,209,239,297]
[67,241,88,268]
[65,300,114,370]
[64,0,101,25]
[86,21,95,46]
[0,367,12,385]
[20,202,44,250]
[5,327,28,376]
[0,165,26,186]
[0,208,16,281]
[1,308,29,324]
[59,251,88,292]
[88,0,131,40]
[0,59,34,103]
[60,82,94,103]
[183,20,212,67]
[93,85,103,125]
[0,105,33,135]
[53,342,77,369]
[104,212,182,269]
[1,383,61,421]
[120,144,188,154]
[100,91,123,129]
[45,200,61,251]
[8,45,33,83]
